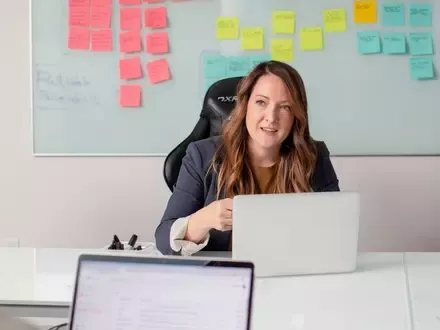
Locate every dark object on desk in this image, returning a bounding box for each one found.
[108,234,143,250]
[163,77,242,192]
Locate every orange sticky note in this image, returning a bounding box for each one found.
[91,0,111,5]
[119,30,142,53]
[119,57,142,79]
[119,0,141,4]
[90,6,111,28]
[354,1,377,23]
[69,6,90,27]
[68,27,90,50]
[144,7,167,28]
[146,31,168,54]
[69,0,90,6]
[147,58,170,84]
[120,7,141,30]
[120,85,141,107]
[91,29,112,51]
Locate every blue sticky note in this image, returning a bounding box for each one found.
[409,32,433,56]
[357,31,381,54]
[409,57,434,80]
[226,56,250,78]
[203,55,227,78]
[409,4,432,27]
[250,54,272,70]
[382,32,406,54]
[381,3,405,26]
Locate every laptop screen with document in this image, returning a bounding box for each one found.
[69,255,254,330]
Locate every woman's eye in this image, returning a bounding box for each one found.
[256,100,266,106]
[281,105,291,111]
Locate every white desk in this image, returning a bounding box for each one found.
[0,248,438,330]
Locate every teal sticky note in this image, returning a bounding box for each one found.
[357,31,381,54]
[409,32,433,56]
[203,55,227,78]
[226,56,250,78]
[382,32,406,54]
[381,3,405,26]
[409,4,432,27]
[409,57,434,80]
[250,54,272,69]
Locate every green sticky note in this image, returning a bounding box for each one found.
[226,56,250,78]
[203,55,226,78]
[250,54,272,69]
[382,32,406,54]
[409,32,433,56]
[409,4,432,27]
[409,57,434,80]
[381,3,405,26]
[357,31,381,54]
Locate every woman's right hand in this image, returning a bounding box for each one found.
[204,198,233,231]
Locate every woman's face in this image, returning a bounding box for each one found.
[245,73,294,153]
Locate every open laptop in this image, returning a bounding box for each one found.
[67,254,254,330]
[232,191,360,277]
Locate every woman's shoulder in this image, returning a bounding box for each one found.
[185,136,222,170]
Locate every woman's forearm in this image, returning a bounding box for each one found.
[184,208,212,243]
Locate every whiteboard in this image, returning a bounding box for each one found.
[31,0,439,156]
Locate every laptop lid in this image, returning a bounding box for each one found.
[68,254,254,330]
[232,191,360,277]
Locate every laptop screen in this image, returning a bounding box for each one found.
[70,257,253,330]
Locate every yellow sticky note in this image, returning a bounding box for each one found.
[272,11,295,34]
[270,39,293,61]
[300,27,323,51]
[241,27,264,50]
[354,1,377,23]
[323,9,347,32]
[216,17,239,39]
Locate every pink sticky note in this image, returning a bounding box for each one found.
[119,57,142,80]
[143,0,163,3]
[147,58,170,84]
[69,0,90,6]
[91,29,112,51]
[69,6,90,27]
[119,30,142,53]
[120,85,141,107]
[90,5,111,28]
[91,0,112,5]
[120,7,141,30]
[68,27,90,50]
[146,31,168,54]
[119,0,141,4]
[144,7,167,28]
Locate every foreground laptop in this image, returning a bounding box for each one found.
[232,191,360,277]
[68,254,254,330]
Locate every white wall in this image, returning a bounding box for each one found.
[1,1,439,251]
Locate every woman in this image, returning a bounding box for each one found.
[155,60,339,256]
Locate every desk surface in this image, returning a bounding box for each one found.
[0,248,438,330]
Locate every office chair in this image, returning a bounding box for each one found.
[163,77,243,192]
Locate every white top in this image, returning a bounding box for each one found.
[170,216,209,255]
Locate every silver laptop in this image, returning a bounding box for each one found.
[232,191,360,277]
[68,254,254,330]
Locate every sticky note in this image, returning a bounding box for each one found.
[91,29,112,51]
[241,27,264,50]
[300,27,323,51]
[409,32,433,56]
[216,17,239,39]
[146,31,168,54]
[409,4,432,27]
[357,31,381,54]
[354,1,377,23]
[226,57,250,78]
[382,32,406,54]
[120,7,141,30]
[91,0,111,5]
[90,6,112,29]
[147,59,171,84]
[323,9,346,32]
[250,54,271,69]
[272,11,295,34]
[69,0,90,6]
[119,0,141,4]
[203,55,226,78]
[381,3,405,26]
[409,57,434,80]
[144,0,163,2]
[271,39,293,62]
[68,27,90,50]
[69,6,90,27]
[120,85,141,108]
[119,57,142,80]
[119,30,141,53]
[144,7,167,29]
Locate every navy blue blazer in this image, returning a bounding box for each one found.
[155,136,340,255]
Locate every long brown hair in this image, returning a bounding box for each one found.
[211,61,317,199]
